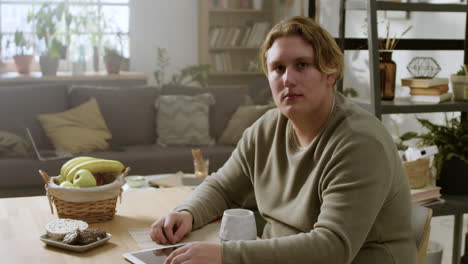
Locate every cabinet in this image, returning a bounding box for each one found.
[198,0,273,85]
[338,0,468,120]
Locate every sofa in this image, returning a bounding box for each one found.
[0,83,250,197]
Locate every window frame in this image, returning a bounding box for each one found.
[0,0,129,73]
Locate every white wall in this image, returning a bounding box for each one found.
[129,0,199,85]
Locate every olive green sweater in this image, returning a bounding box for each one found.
[176,92,416,264]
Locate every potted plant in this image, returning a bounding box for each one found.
[414,116,468,194]
[27,2,72,76]
[10,31,34,74]
[154,47,210,87]
[103,47,123,74]
[449,65,468,101]
[103,30,125,75]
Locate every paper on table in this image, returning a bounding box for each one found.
[128,221,221,249]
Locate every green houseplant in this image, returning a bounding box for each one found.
[27,2,72,76]
[103,47,124,74]
[415,116,468,194]
[450,65,468,101]
[10,31,34,74]
[103,30,125,74]
[154,47,210,87]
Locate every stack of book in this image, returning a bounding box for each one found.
[411,185,443,206]
[401,77,452,103]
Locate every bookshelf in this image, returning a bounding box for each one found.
[198,0,274,85]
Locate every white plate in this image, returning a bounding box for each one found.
[39,233,112,252]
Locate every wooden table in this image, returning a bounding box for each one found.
[0,187,192,264]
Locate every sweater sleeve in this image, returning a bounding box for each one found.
[222,136,396,264]
[174,125,257,229]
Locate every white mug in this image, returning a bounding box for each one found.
[219,208,257,242]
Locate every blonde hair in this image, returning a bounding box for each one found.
[260,16,343,80]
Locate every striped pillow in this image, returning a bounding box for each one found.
[156,93,215,146]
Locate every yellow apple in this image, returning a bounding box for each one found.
[73,169,97,187]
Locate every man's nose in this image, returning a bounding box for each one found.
[283,68,297,88]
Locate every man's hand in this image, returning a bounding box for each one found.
[164,242,222,264]
[150,211,193,244]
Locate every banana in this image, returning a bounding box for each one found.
[60,156,96,178]
[66,159,125,182]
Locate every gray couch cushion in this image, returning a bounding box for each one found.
[161,85,248,140]
[0,84,68,149]
[68,85,159,146]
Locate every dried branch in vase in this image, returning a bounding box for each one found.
[379,21,413,51]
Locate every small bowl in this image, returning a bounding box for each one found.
[125,176,146,188]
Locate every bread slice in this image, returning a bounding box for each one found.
[46,219,88,241]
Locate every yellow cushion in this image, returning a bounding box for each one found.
[37,97,112,154]
[218,105,271,145]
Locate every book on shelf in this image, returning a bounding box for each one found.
[409,84,449,96]
[401,77,448,88]
[416,198,445,207]
[411,185,441,203]
[410,92,452,103]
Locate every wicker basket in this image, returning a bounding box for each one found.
[40,168,129,223]
[403,158,430,189]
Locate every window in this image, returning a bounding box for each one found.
[0,0,129,72]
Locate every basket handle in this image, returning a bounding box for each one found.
[39,170,50,185]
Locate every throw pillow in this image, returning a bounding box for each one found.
[156,93,215,146]
[37,97,112,154]
[218,105,272,145]
[0,130,32,157]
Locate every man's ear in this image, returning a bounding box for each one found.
[326,73,337,86]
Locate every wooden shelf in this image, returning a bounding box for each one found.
[346,1,468,12]
[209,72,264,76]
[209,47,260,51]
[209,8,271,13]
[0,71,148,83]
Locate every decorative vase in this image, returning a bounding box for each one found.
[379,51,396,100]
[436,158,468,195]
[13,55,34,74]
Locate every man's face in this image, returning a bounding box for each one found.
[266,36,335,119]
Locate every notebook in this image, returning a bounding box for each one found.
[26,128,73,161]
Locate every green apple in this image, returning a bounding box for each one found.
[73,169,97,187]
[60,181,75,187]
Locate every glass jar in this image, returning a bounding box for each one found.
[379,51,396,100]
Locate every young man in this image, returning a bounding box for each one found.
[151,16,416,264]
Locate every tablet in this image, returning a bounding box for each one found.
[123,244,188,264]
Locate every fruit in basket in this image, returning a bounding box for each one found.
[60,181,75,187]
[60,156,96,179]
[65,159,125,182]
[73,169,97,187]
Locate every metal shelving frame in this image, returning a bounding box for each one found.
[331,2,468,263]
[337,0,468,121]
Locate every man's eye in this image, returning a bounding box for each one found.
[274,65,285,72]
[297,62,309,69]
